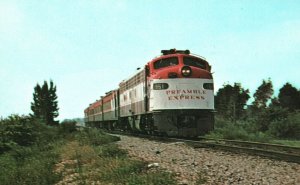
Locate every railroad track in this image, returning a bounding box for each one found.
[107,130,300,164]
[167,137,300,164]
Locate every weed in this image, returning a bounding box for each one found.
[196,172,208,184]
[75,128,120,146]
[0,145,61,185]
[98,144,128,158]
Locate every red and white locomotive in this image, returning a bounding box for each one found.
[84,49,214,137]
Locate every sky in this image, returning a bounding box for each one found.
[1,0,299,120]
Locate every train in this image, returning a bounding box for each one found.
[84,49,214,137]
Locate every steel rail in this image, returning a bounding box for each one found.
[165,137,300,164]
[197,137,300,155]
[106,130,300,164]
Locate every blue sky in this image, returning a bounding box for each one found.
[1,0,299,120]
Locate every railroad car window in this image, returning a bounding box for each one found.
[153,83,169,90]
[183,57,206,69]
[154,57,178,69]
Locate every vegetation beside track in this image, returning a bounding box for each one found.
[57,127,176,185]
[0,115,176,185]
[212,80,300,145]
[205,114,300,147]
[0,115,62,185]
[272,140,300,147]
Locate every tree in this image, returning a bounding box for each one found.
[60,119,77,133]
[31,84,42,119]
[253,79,273,109]
[31,80,59,126]
[215,83,250,121]
[47,81,59,125]
[278,83,300,111]
[269,97,280,108]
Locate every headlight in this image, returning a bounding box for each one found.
[181,66,192,77]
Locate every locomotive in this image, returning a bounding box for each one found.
[84,49,214,137]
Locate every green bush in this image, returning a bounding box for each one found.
[0,115,36,151]
[76,128,120,146]
[246,131,272,143]
[60,120,77,133]
[0,144,61,185]
[206,117,272,142]
[268,111,300,139]
[99,144,128,158]
[0,114,62,184]
[214,116,230,128]
[97,159,176,185]
[210,123,249,140]
[66,129,177,184]
[0,154,17,184]
[251,107,289,132]
[0,115,60,153]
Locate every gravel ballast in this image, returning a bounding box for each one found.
[117,135,300,185]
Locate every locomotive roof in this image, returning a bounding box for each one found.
[119,67,144,85]
[86,89,118,110]
[152,49,207,62]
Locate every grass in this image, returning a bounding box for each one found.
[75,128,120,145]
[0,124,177,184]
[206,117,300,147]
[56,128,177,184]
[0,143,62,185]
[0,115,192,185]
[205,122,273,143]
[0,115,64,185]
[90,158,176,185]
[271,139,300,147]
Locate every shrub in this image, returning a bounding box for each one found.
[252,107,289,132]
[76,128,120,146]
[268,111,300,139]
[214,116,230,128]
[97,159,176,185]
[98,144,128,158]
[206,118,248,140]
[0,115,36,149]
[0,115,60,153]
[206,117,272,142]
[61,129,177,184]
[0,144,61,185]
[0,114,62,184]
[60,120,77,134]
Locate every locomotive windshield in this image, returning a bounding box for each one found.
[154,57,178,69]
[183,57,206,69]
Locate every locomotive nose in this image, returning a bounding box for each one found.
[181,66,192,77]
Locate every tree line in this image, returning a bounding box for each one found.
[28,79,299,139]
[215,79,300,139]
[3,78,298,141]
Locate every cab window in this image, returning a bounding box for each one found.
[154,57,178,69]
[183,57,206,69]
